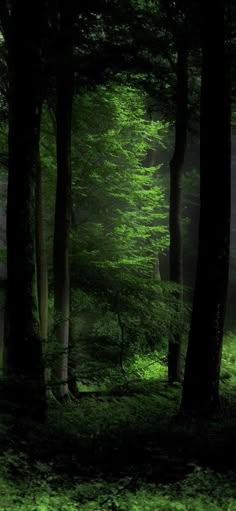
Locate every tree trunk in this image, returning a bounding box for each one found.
[68,317,79,396]
[52,2,74,400]
[5,1,46,420]
[0,299,4,371]
[181,0,231,415]
[168,43,188,383]
[35,154,49,388]
[153,255,161,280]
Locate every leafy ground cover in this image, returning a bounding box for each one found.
[0,332,235,510]
[0,459,235,511]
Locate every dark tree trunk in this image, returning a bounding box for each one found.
[0,300,4,370]
[68,318,79,396]
[52,1,74,400]
[35,154,49,387]
[5,1,46,420]
[168,43,188,383]
[181,1,231,415]
[68,213,79,396]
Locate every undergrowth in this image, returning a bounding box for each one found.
[0,333,235,510]
[0,459,235,510]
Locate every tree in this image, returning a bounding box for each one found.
[52,1,74,400]
[35,153,49,389]
[71,86,169,291]
[181,0,231,415]
[168,31,189,384]
[40,84,177,387]
[157,1,197,383]
[69,86,178,373]
[4,0,46,420]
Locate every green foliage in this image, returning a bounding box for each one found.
[100,472,236,511]
[48,381,180,440]
[69,282,187,387]
[71,85,169,283]
[221,332,236,384]
[0,339,236,511]
[128,351,167,380]
[220,332,236,405]
[0,452,235,511]
[38,83,194,388]
[105,471,236,511]
[39,85,184,370]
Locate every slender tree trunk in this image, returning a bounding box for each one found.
[68,317,79,396]
[168,43,188,383]
[117,311,126,379]
[181,0,231,415]
[68,213,79,397]
[52,2,74,400]
[35,154,49,388]
[153,255,161,280]
[0,298,4,371]
[5,1,46,420]
[2,293,7,373]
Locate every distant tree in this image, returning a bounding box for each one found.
[167,12,189,384]
[52,0,75,400]
[181,0,231,414]
[71,86,169,290]
[35,152,49,389]
[69,86,178,363]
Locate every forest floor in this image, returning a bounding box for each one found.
[0,332,236,510]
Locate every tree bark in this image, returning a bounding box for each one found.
[0,300,4,371]
[181,0,231,415]
[52,1,74,400]
[5,1,46,420]
[168,43,188,383]
[68,317,79,396]
[35,154,49,388]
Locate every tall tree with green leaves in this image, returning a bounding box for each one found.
[71,86,169,286]
[70,86,175,363]
[181,0,231,415]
